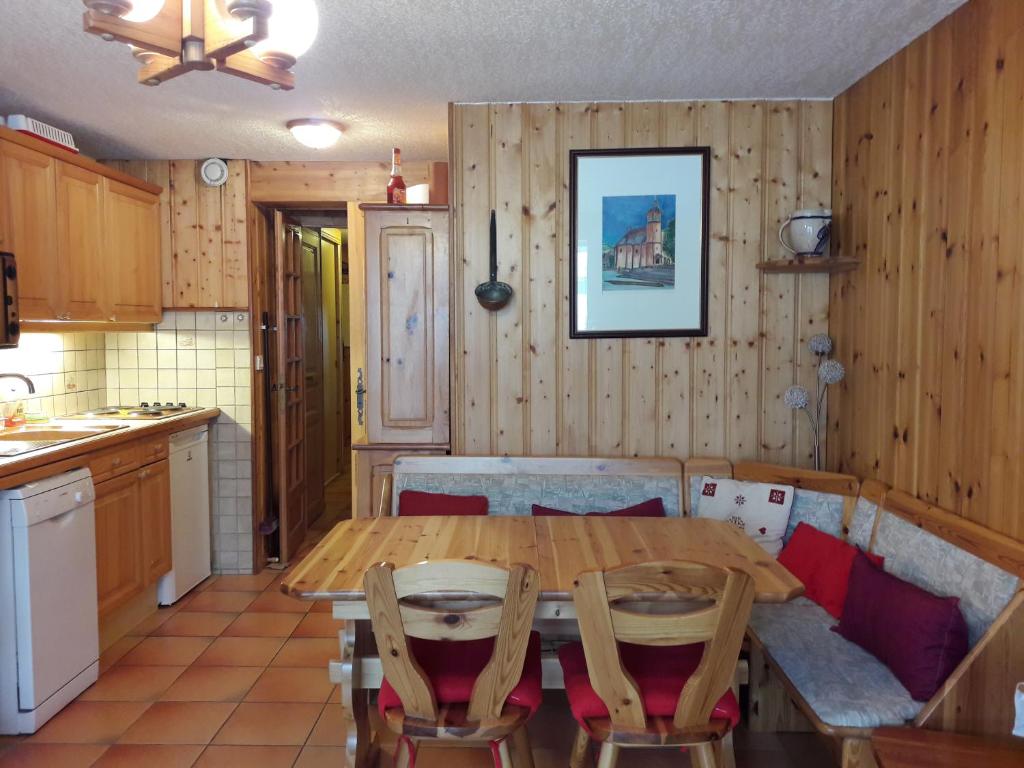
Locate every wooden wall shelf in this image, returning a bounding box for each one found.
[756,257,861,274]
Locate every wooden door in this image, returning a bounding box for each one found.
[301,229,325,520]
[320,230,343,483]
[139,459,172,584]
[274,212,306,562]
[94,473,144,617]
[56,162,106,321]
[363,209,450,444]
[0,140,60,320]
[103,178,161,322]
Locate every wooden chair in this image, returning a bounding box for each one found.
[562,561,756,768]
[364,560,542,768]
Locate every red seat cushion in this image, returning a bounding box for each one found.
[531,498,666,518]
[778,522,885,618]
[398,490,489,516]
[557,641,740,732]
[378,631,543,718]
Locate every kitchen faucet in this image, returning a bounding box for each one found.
[0,374,35,394]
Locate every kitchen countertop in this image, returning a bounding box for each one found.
[0,408,221,488]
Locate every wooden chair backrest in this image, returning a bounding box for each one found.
[573,561,755,732]
[364,559,540,722]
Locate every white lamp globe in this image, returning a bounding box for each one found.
[288,119,343,149]
[123,0,165,22]
[252,0,319,68]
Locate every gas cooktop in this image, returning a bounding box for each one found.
[65,403,202,421]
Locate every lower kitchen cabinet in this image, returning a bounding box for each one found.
[94,453,172,618]
[139,459,171,584]
[94,472,145,617]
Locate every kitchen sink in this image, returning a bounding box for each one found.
[0,424,128,457]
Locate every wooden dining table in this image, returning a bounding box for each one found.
[282,515,804,767]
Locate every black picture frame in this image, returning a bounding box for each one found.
[569,146,711,339]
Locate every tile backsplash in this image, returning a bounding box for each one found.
[105,311,254,574]
[0,332,107,417]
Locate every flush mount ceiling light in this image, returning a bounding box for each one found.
[81,0,319,90]
[287,119,344,149]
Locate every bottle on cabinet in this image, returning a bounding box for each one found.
[386,147,406,205]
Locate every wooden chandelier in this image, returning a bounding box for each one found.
[82,0,298,90]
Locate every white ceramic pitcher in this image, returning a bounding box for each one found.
[779,208,832,257]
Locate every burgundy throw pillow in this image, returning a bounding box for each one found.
[778,522,884,618]
[398,490,488,517]
[834,553,968,701]
[531,498,665,518]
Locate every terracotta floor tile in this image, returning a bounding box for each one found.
[160,667,263,703]
[27,701,150,744]
[118,637,214,667]
[194,637,286,667]
[305,704,344,747]
[243,667,334,703]
[294,745,347,768]
[221,612,302,638]
[99,636,145,674]
[212,703,322,746]
[269,638,338,668]
[80,666,186,702]
[91,744,204,767]
[308,600,334,613]
[209,573,277,592]
[246,591,311,614]
[190,576,219,593]
[151,612,238,638]
[129,608,179,636]
[290,613,342,638]
[181,591,259,613]
[117,702,237,745]
[0,744,109,767]
[192,745,300,767]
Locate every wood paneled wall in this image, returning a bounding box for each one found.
[103,160,249,309]
[450,101,832,464]
[829,0,1024,539]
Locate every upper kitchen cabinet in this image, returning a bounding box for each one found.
[56,163,106,321]
[104,178,161,322]
[354,204,450,445]
[0,126,162,326]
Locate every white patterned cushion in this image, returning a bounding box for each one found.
[847,496,879,549]
[785,489,845,542]
[749,598,922,728]
[694,476,794,557]
[393,472,682,517]
[871,512,1020,646]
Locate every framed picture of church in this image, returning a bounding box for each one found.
[569,147,710,338]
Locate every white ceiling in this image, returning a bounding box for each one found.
[0,0,963,162]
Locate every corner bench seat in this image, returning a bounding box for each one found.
[748,597,922,729]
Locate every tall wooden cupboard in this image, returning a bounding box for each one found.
[350,204,450,517]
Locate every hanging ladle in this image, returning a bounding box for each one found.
[475,210,513,311]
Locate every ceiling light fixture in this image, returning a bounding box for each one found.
[80,0,319,90]
[287,119,344,149]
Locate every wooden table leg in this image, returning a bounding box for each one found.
[340,619,377,768]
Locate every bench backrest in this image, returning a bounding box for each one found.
[870,490,1022,648]
[685,459,860,544]
[391,456,685,517]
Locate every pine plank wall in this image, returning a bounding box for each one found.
[450,101,832,466]
[103,159,249,309]
[830,0,1024,539]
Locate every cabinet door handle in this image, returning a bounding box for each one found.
[138,469,150,479]
[57,312,71,321]
[355,367,365,426]
[111,457,122,466]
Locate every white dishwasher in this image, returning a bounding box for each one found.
[0,468,99,734]
[158,425,211,605]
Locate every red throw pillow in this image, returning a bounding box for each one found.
[778,522,884,618]
[397,490,488,517]
[834,553,968,701]
[531,498,666,518]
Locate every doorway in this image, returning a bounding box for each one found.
[249,206,352,565]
